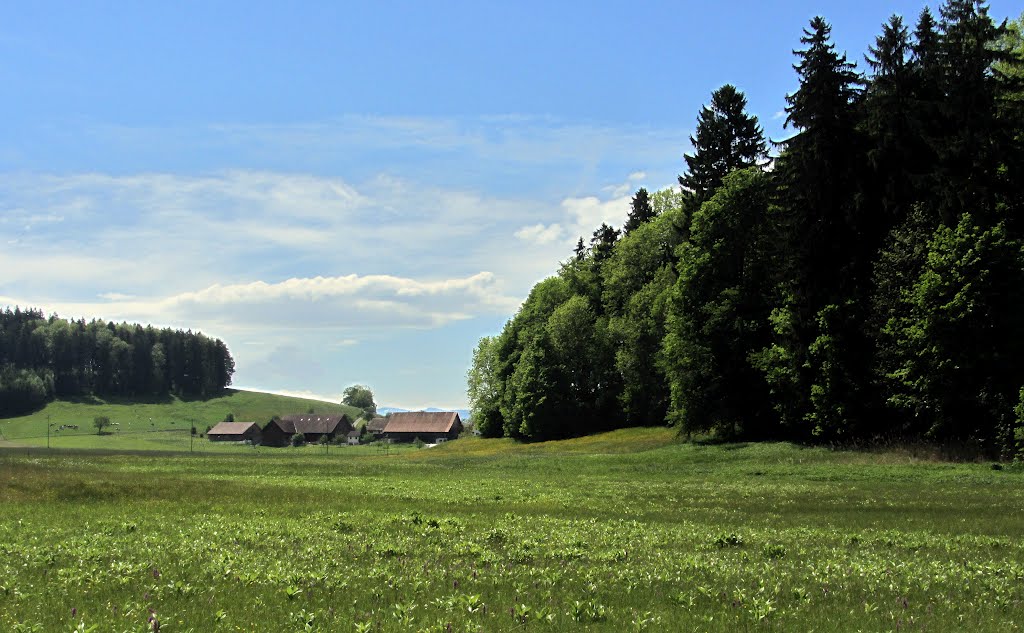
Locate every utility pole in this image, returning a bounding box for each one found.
[46,414,50,449]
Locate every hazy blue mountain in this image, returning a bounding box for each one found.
[379,406,471,419]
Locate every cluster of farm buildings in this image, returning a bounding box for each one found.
[206,411,463,446]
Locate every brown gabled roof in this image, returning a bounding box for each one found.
[208,421,260,436]
[366,417,389,432]
[267,418,296,434]
[383,411,461,434]
[280,414,350,434]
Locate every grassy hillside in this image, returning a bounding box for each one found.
[0,430,1021,631]
[0,388,362,451]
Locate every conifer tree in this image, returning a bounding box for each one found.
[907,6,945,201]
[934,0,1018,225]
[679,84,766,207]
[573,237,586,262]
[623,188,655,234]
[863,15,919,223]
[761,16,868,439]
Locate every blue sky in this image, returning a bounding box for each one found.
[1,1,1019,409]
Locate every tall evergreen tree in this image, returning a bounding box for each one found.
[863,15,921,224]
[906,6,946,205]
[912,7,943,92]
[760,16,868,439]
[573,236,586,262]
[679,84,767,208]
[623,187,655,234]
[933,0,1019,225]
[590,223,620,263]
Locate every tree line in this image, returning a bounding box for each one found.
[468,2,1024,457]
[0,307,235,415]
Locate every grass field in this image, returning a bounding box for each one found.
[1,428,1022,632]
[0,390,362,452]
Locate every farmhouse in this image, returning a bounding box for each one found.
[347,430,361,445]
[261,414,353,446]
[382,411,462,443]
[207,421,262,443]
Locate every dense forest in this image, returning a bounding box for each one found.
[468,2,1024,457]
[0,307,234,415]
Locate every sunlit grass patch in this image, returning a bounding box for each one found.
[0,432,1022,631]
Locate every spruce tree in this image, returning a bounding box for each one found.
[863,15,919,223]
[909,6,945,193]
[590,223,620,264]
[623,187,655,234]
[934,0,1018,225]
[573,237,586,262]
[679,84,767,208]
[762,16,868,439]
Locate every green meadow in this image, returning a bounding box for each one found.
[0,390,361,453]
[1,427,1022,632]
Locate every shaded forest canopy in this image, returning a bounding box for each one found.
[469,2,1024,458]
[0,307,235,416]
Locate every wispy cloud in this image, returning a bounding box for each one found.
[0,270,519,333]
[89,115,690,175]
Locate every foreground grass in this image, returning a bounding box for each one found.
[0,390,361,451]
[1,430,1022,632]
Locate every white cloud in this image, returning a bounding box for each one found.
[561,192,632,234]
[514,223,565,244]
[0,270,519,334]
[0,169,556,296]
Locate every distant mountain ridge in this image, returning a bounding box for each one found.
[379,406,471,420]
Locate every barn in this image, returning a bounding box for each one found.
[261,414,353,446]
[207,421,262,443]
[366,417,388,437]
[382,411,462,443]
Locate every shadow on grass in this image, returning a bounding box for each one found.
[692,435,750,448]
[60,394,107,405]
